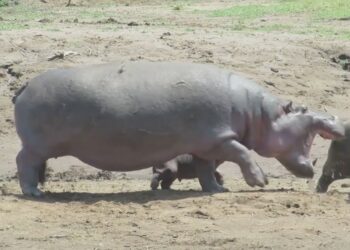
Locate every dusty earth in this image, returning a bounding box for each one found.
[1,0,350,249]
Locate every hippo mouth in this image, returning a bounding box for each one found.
[319,131,338,140]
[277,133,318,179]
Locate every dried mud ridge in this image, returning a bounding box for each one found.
[0,166,125,183]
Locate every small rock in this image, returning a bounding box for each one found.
[341,183,350,188]
[38,18,51,23]
[49,235,68,239]
[7,67,22,78]
[293,203,300,208]
[127,21,138,26]
[0,70,6,78]
[0,63,13,69]
[270,67,279,73]
[73,18,78,23]
[5,119,14,125]
[105,17,118,23]
[0,185,10,195]
[160,32,171,39]
[264,80,277,88]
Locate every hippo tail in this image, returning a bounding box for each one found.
[38,162,48,185]
[11,82,28,104]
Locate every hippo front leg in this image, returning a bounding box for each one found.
[316,174,334,193]
[200,140,268,188]
[316,161,347,193]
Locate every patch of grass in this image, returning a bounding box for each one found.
[231,20,248,31]
[0,5,57,21]
[78,9,107,19]
[0,0,8,7]
[45,28,61,32]
[211,4,271,19]
[257,23,293,32]
[173,5,183,11]
[304,26,350,40]
[0,22,27,30]
[210,0,350,20]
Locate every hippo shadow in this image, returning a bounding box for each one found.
[233,188,298,193]
[16,189,211,204]
[16,187,301,204]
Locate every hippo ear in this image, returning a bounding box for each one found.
[300,105,308,114]
[282,101,293,114]
[313,116,345,140]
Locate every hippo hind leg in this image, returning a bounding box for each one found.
[16,148,47,197]
[192,157,228,193]
[214,171,224,186]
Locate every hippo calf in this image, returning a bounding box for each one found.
[316,122,350,192]
[14,61,345,196]
[151,154,224,190]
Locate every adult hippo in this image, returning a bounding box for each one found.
[13,61,345,196]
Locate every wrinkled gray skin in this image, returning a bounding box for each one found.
[316,122,350,193]
[151,154,224,190]
[14,61,345,196]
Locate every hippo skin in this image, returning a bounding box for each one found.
[316,122,350,192]
[151,154,224,190]
[13,61,345,196]
[150,102,308,191]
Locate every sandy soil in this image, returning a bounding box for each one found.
[0,0,350,249]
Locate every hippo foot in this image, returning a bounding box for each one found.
[21,186,44,197]
[315,184,327,193]
[160,182,172,190]
[150,178,160,190]
[214,171,224,186]
[201,183,229,193]
[316,175,332,193]
[243,166,268,188]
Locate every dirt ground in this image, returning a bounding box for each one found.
[0,0,350,249]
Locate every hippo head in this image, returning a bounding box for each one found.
[263,106,345,178]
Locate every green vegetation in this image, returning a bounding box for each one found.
[0,22,26,30]
[210,0,350,20]
[0,0,348,40]
[0,6,115,22]
[0,0,8,7]
[205,0,350,40]
[173,5,183,11]
[257,24,293,32]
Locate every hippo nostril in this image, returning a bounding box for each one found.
[312,158,318,166]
